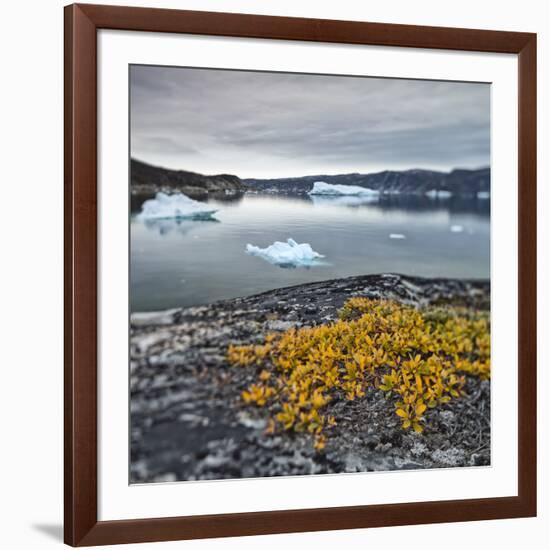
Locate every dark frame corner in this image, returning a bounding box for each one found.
[64,3,537,546]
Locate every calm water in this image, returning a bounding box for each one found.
[130,194,490,312]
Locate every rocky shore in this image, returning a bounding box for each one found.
[131,158,247,199]
[130,274,490,483]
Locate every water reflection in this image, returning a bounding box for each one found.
[132,191,490,217]
[131,193,490,311]
[140,216,219,236]
[309,194,380,207]
[376,194,490,216]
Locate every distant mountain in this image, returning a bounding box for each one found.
[244,167,490,196]
[131,159,490,200]
[131,159,247,198]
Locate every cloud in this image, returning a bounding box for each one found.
[130,65,490,178]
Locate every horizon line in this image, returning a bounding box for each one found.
[130,157,490,181]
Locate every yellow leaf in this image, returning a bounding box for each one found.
[415,403,427,416]
[395,408,408,418]
[314,435,326,451]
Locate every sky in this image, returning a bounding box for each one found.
[130,65,490,179]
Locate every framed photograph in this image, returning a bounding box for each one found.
[64,3,537,546]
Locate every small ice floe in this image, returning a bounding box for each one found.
[389,233,406,239]
[246,238,324,268]
[308,181,380,197]
[426,189,453,199]
[450,225,464,233]
[477,190,490,199]
[138,192,218,221]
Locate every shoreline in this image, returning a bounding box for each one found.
[131,272,490,323]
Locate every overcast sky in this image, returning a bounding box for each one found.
[130,65,490,179]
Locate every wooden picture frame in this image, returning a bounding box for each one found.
[64,3,537,546]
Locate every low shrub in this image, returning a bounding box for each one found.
[228,297,490,450]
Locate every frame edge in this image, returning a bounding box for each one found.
[517,33,537,518]
[64,3,537,545]
[64,3,99,546]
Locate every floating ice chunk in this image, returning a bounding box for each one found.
[450,225,464,233]
[308,181,380,197]
[138,192,218,221]
[389,233,406,239]
[246,238,324,267]
[477,190,490,199]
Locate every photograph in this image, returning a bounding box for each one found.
[129,65,491,484]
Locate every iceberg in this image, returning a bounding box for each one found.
[389,233,406,239]
[137,192,218,221]
[450,225,464,233]
[308,181,380,197]
[477,190,490,199]
[246,238,324,267]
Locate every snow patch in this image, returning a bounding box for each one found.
[246,238,324,267]
[138,192,218,221]
[308,181,380,197]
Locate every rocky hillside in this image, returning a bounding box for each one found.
[131,158,247,198]
[245,167,490,196]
